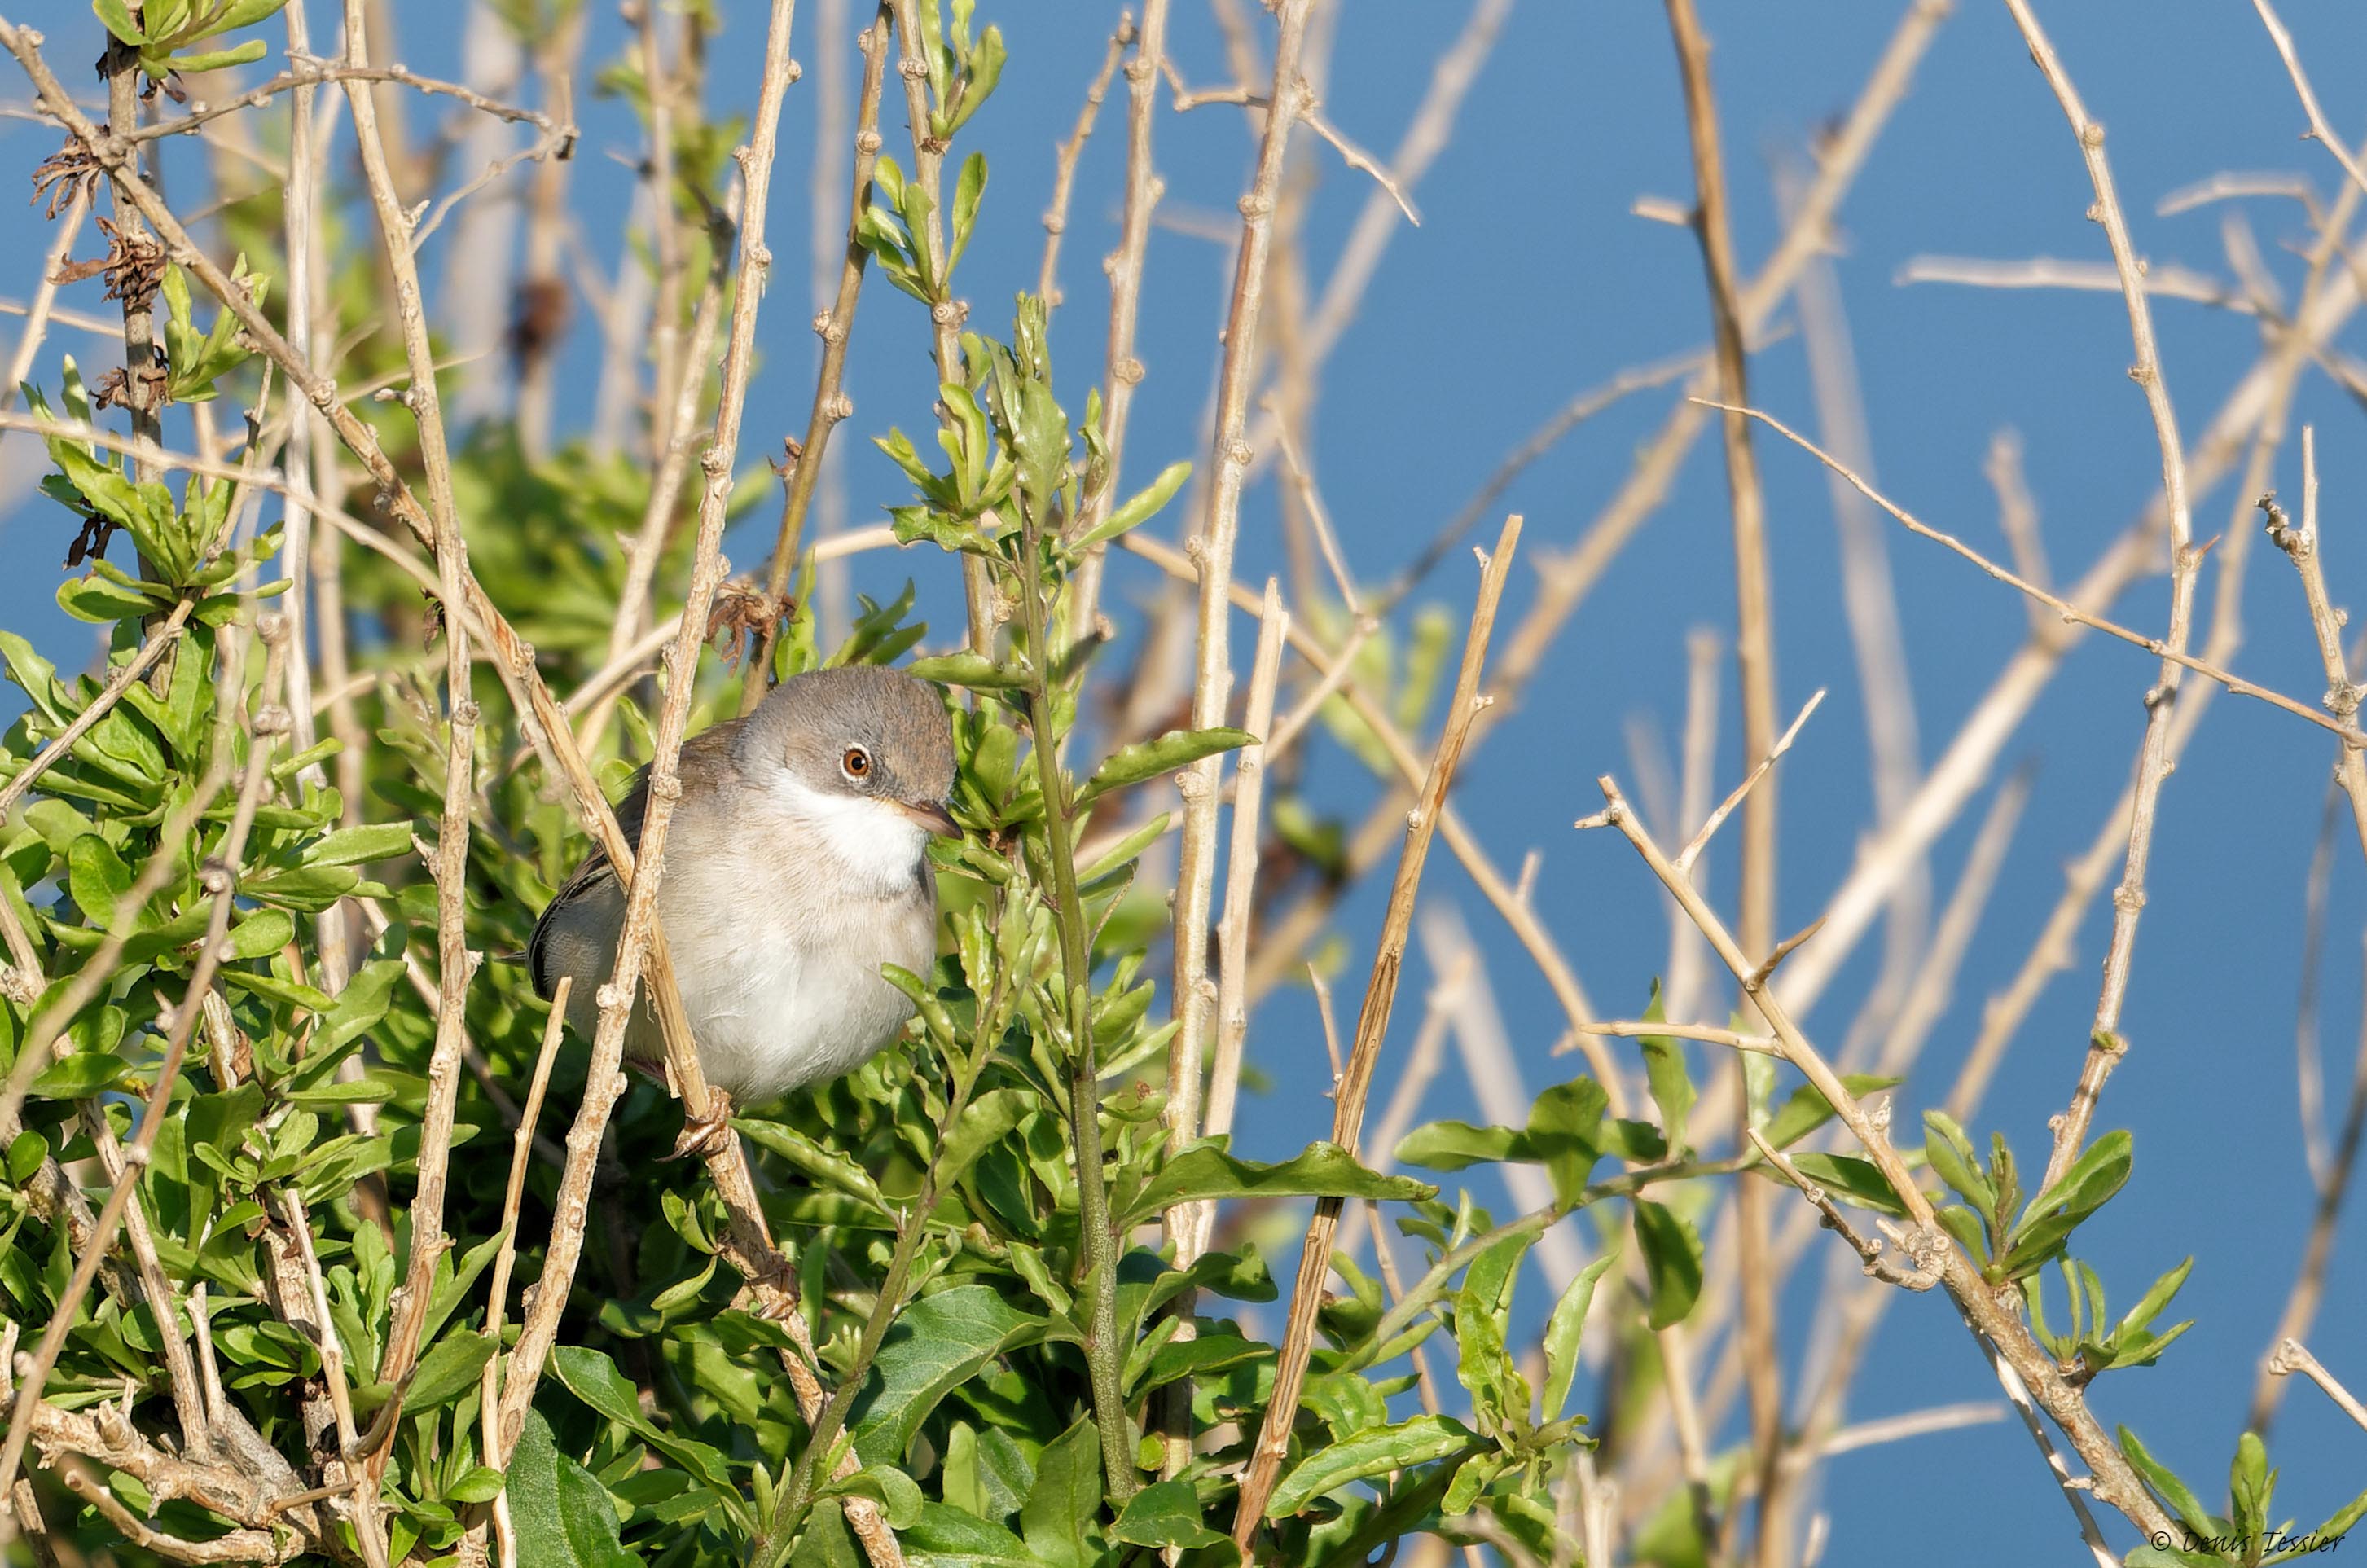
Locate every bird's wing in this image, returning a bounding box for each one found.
[527,719,744,999]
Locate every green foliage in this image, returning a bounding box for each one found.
[5,5,2281,1564]
[93,0,291,83]
[1925,1111,2134,1282]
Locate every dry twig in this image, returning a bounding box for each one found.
[1230,516,1522,1548]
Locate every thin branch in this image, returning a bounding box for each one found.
[886,0,992,652]
[338,39,476,1550]
[2157,169,2320,219]
[0,593,195,828]
[1998,0,2199,1197]
[1675,689,1825,876]
[1122,527,1624,1100]
[1199,582,1290,1154]
[1588,775,2175,1540]
[1037,12,1133,308]
[1803,1403,2007,1461]
[1978,1345,2119,1568]
[2268,1339,2367,1435]
[1487,0,1949,815]
[1985,429,2053,633]
[2248,0,2367,204]
[480,978,569,1481]
[742,1,894,714]
[1719,403,2354,744]
[1231,516,1522,1548]
[1387,346,1703,613]
[1167,0,1315,1214]
[2247,920,2367,1435]
[127,55,570,144]
[606,239,730,703]
[1771,240,2362,1025]
[1746,1131,1939,1291]
[0,626,289,1507]
[1267,411,1360,615]
[0,186,85,411]
[2261,431,2367,860]
[1566,1019,1780,1056]
[1896,253,2256,314]
[1060,0,1170,650]
[1298,0,1514,373]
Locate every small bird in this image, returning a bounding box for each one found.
[529,665,957,1149]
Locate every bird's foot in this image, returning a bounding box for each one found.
[752,1267,805,1323]
[664,1090,737,1162]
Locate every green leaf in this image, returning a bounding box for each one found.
[1784,1151,1908,1215]
[949,152,987,271]
[1637,981,1695,1153]
[1632,1200,1703,1329]
[1540,1254,1614,1423]
[902,1504,1034,1568]
[59,573,168,625]
[65,834,134,927]
[2114,1257,2193,1341]
[227,908,295,960]
[2229,1430,2273,1540]
[850,1285,1043,1465]
[507,1409,637,1568]
[222,968,336,1014]
[1111,1478,1227,1552]
[551,1345,744,1513]
[1763,1074,1903,1150]
[1130,1329,1269,1395]
[1454,1230,1532,1429]
[1266,1413,1478,1517]
[1075,727,1254,810]
[1018,1416,1101,1568]
[2005,1131,2132,1273]
[832,1465,924,1531]
[403,1331,494,1412]
[30,1052,124,1100]
[734,1118,890,1212]
[935,1086,1033,1188]
[2118,1425,2220,1537]
[314,958,405,1055]
[872,153,907,209]
[94,0,147,44]
[946,24,1003,133]
[1395,1120,1528,1171]
[1525,1077,1609,1206]
[907,652,1032,691]
[303,822,415,867]
[1072,460,1191,552]
[446,1466,507,1504]
[1122,1140,1432,1230]
[168,37,271,74]
[193,0,291,38]
[1922,1110,1994,1215]
[2275,1485,2367,1564]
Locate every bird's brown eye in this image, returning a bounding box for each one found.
[842,745,872,780]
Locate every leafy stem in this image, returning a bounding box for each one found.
[756,958,1011,1565]
[1015,499,1139,1504]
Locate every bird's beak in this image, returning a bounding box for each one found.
[895,798,960,838]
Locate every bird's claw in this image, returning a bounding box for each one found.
[663,1091,737,1162]
[753,1277,804,1322]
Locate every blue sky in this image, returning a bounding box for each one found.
[7,1,2367,1561]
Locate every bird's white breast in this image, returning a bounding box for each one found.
[648,778,937,1101]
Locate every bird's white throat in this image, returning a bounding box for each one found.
[775,773,931,891]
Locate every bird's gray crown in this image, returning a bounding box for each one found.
[738,664,955,807]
